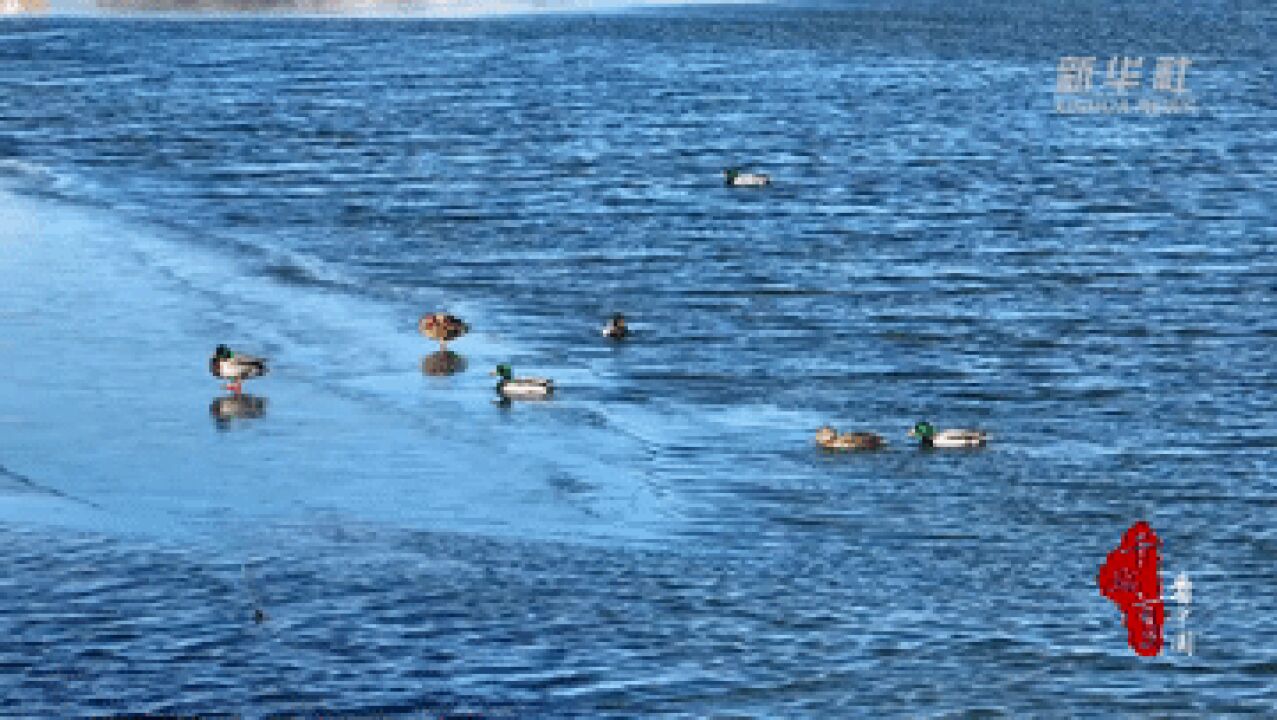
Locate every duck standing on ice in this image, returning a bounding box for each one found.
[419,312,469,351]
[209,344,268,394]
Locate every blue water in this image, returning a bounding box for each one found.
[1,1,1275,715]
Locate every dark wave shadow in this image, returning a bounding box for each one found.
[210,394,268,430]
[0,462,101,509]
[421,350,467,377]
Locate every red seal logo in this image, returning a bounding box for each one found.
[1097,521,1164,657]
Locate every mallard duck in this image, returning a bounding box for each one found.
[816,425,885,451]
[908,421,987,449]
[209,344,267,394]
[602,313,628,340]
[491,363,553,400]
[724,168,770,187]
[418,312,469,350]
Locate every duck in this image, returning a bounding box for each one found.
[418,312,469,350]
[491,363,553,400]
[815,425,886,451]
[602,313,628,340]
[209,344,268,394]
[907,421,987,449]
[724,168,770,187]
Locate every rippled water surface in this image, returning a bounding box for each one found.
[1,1,1275,715]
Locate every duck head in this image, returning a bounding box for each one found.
[815,426,837,445]
[908,421,936,441]
[491,363,513,380]
[214,344,232,360]
[723,168,739,184]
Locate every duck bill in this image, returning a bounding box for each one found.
[907,429,917,437]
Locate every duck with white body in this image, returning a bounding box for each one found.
[209,344,268,394]
[907,421,987,449]
[491,363,554,400]
[723,168,770,187]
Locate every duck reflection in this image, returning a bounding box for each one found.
[421,350,467,377]
[210,394,267,429]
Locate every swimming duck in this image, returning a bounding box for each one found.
[418,312,469,350]
[209,344,267,394]
[602,313,628,340]
[816,426,886,451]
[908,421,987,449]
[724,168,770,187]
[491,363,553,400]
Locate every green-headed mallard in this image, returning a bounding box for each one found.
[209,344,267,394]
[908,421,987,449]
[724,168,770,187]
[816,425,885,451]
[491,363,553,400]
[602,313,628,340]
[419,312,469,350]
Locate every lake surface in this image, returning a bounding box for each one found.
[1,1,1275,715]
